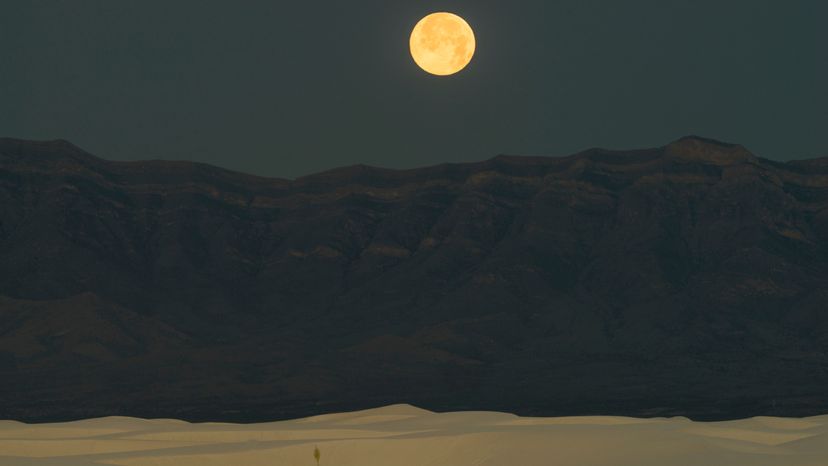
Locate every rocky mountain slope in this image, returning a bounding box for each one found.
[1,136,827,421]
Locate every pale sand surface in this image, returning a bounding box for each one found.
[1,404,827,466]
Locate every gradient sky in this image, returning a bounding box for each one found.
[2,0,826,178]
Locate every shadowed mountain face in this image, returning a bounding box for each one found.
[1,137,827,422]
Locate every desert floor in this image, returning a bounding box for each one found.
[1,404,827,466]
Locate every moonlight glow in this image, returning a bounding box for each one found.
[409,12,476,76]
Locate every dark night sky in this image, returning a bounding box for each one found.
[2,1,826,178]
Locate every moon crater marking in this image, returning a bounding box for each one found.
[410,12,476,76]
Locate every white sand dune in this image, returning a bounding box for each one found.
[1,405,827,466]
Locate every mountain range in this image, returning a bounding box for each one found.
[1,136,827,422]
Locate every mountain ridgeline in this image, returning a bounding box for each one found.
[1,136,827,422]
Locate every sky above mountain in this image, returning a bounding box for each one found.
[2,0,826,178]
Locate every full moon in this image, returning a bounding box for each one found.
[409,12,476,76]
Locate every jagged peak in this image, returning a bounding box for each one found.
[665,135,754,164]
[0,137,81,148]
[672,135,741,148]
[0,137,98,161]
